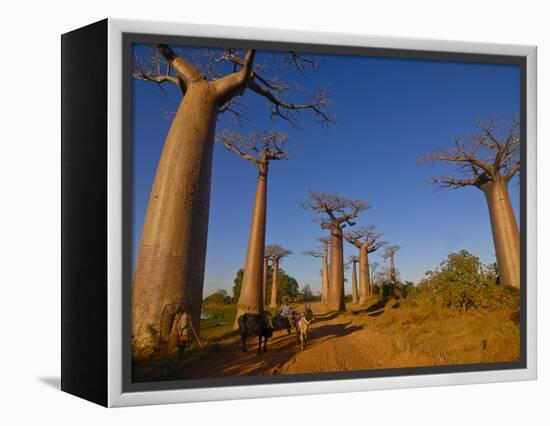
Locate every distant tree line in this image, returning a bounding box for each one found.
[231,267,299,304]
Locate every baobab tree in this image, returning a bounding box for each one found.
[382,245,400,283]
[303,236,330,304]
[218,130,290,323]
[130,45,332,358]
[262,252,271,308]
[422,117,520,288]
[347,256,360,304]
[302,192,369,311]
[317,237,330,305]
[370,261,380,286]
[344,225,385,304]
[266,245,292,307]
[303,248,324,298]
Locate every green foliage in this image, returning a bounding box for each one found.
[300,284,315,301]
[231,266,299,304]
[232,269,245,301]
[416,250,518,312]
[203,289,232,305]
[277,270,300,301]
[395,281,415,299]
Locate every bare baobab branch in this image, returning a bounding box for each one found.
[302,191,369,227]
[303,250,324,258]
[381,245,400,261]
[131,49,182,92]
[156,43,203,85]
[283,51,321,74]
[422,116,520,189]
[133,46,333,126]
[266,244,292,261]
[217,130,290,170]
[344,225,386,253]
[248,80,332,127]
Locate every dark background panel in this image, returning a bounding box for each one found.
[61,18,108,407]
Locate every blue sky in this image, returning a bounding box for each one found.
[131,44,520,297]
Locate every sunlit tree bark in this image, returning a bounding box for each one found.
[302,192,369,311]
[303,235,330,304]
[266,245,292,307]
[347,256,359,304]
[344,225,385,304]
[131,46,332,358]
[422,117,520,288]
[318,237,330,304]
[262,255,270,307]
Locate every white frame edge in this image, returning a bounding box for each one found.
[106,18,537,407]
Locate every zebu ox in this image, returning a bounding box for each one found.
[237,312,292,353]
[295,304,314,350]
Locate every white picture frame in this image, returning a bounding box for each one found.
[61,18,537,407]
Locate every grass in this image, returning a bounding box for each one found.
[133,302,240,382]
[344,295,520,368]
[133,302,295,382]
[199,302,237,340]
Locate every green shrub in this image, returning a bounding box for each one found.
[416,250,518,312]
[203,289,232,305]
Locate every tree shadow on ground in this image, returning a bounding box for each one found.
[174,313,363,379]
[312,311,340,321]
[351,298,400,317]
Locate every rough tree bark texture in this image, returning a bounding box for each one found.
[262,255,269,307]
[234,164,268,326]
[322,253,329,305]
[359,246,371,303]
[351,260,359,304]
[481,180,520,288]
[270,257,280,307]
[329,225,345,311]
[132,82,218,359]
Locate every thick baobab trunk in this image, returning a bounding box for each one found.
[234,164,268,327]
[351,261,359,304]
[328,225,345,311]
[132,81,219,359]
[389,255,396,282]
[270,257,280,307]
[262,256,269,307]
[482,180,520,288]
[321,254,329,304]
[359,246,371,304]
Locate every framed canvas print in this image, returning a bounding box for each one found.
[61,19,537,407]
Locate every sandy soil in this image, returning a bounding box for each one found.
[176,302,387,379]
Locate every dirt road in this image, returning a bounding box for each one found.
[136,297,518,382]
[177,302,393,379]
